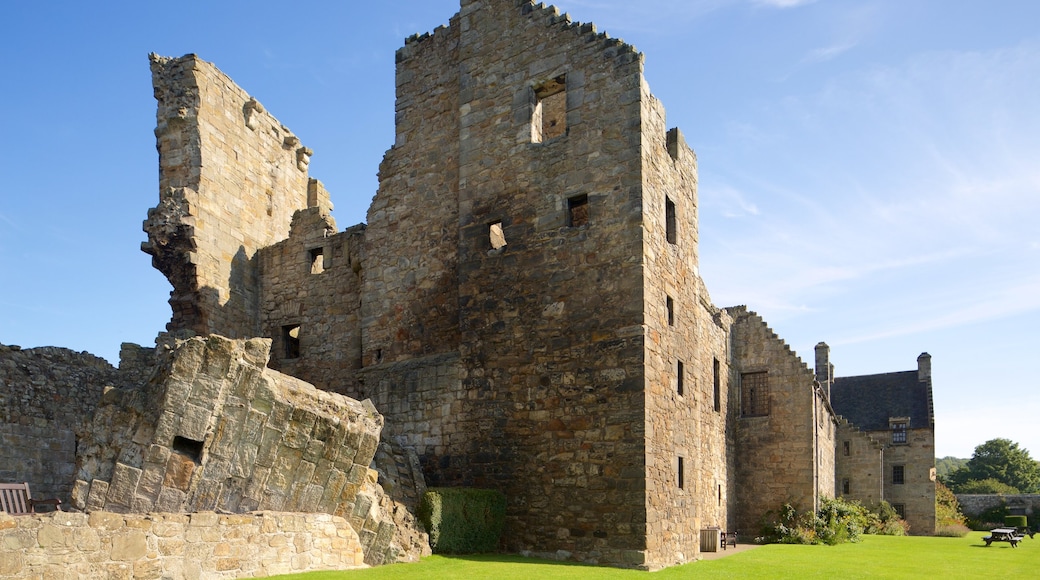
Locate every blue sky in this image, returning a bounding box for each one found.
[1,0,1038,460]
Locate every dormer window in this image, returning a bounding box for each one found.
[890,418,909,444]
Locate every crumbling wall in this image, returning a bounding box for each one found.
[144,54,328,338]
[727,308,837,534]
[0,344,149,503]
[71,335,427,565]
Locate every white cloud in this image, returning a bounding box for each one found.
[752,0,818,8]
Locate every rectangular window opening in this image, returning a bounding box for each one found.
[891,421,908,444]
[677,360,685,396]
[568,194,589,227]
[666,295,674,326]
[718,484,722,507]
[713,358,721,412]
[282,324,301,359]
[842,478,850,495]
[843,441,851,456]
[172,436,204,464]
[892,504,906,519]
[532,75,567,143]
[893,465,905,485]
[740,371,769,417]
[489,221,507,250]
[678,457,685,490]
[309,247,324,274]
[665,196,677,244]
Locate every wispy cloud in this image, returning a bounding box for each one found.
[752,0,818,8]
[802,41,857,64]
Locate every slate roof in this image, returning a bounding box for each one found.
[830,370,933,432]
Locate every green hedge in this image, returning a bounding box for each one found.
[1004,515,1028,529]
[418,488,506,554]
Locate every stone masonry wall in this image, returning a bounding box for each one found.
[640,83,732,564]
[728,308,837,534]
[260,209,366,395]
[446,0,650,568]
[956,494,1040,520]
[0,510,364,579]
[144,54,327,338]
[835,420,884,506]
[878,426,936,534]
[71,335,426,565]
[0,344,148,504]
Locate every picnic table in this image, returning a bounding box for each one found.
[983,528,1024,547]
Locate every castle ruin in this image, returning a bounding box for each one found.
[0,0,936,574]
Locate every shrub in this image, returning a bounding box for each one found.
[936,523,971,537]
[418,488,506,554]
[966,499,1008,530]
[1004,515,1027,529]
[764,497,893,545]
[935,481,967,529]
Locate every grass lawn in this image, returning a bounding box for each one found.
[268,532,1035,579]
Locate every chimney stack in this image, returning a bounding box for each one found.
[815,342,832,397]
[918,352,931,382]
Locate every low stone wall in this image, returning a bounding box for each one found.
[956,494,1040,519]
[0,510,365,579]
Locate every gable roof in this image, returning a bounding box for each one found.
[830,370,933,431]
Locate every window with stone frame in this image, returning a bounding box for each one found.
[713,358,721,413]
[843,441,851,456]
[282,324,301,359]
[532,75,567,143]
[678,456,685,490]
[891,419,908,444]
[677,360,685,396]
[892,464,905,485]
[568,194,589,227]
[309,247,324,274]
[666,295,674,326]
[665,196,677,244]
[740,371,769,417]
[842,478,850,495]
[892,503,906,519]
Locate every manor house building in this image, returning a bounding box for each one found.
[2,0,935,571]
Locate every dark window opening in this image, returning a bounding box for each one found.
[740,371,769,417]
[718,484,722,507]
[842,478,850,495]
[893,465,905,485]
[843,441,851,456]
[666,296,674,326]
[533,75,567,143]
[375,348,384,364]
[713,358,721,412]
[665,197,677,244]
[309,247,324,274]
[892,504,905,519]
[892,422,908,444]
[282,324,301,359]
[678,456,685,489]
[677,360,685,396]
[568,194,589,227]
[489,221,507,250]
[172,436,204,464]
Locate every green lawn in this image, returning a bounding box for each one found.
[269,532,1035,579]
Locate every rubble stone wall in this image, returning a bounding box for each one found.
[144,54,326,338]
[0,510,364,579]
[728,308,837,534]
[0,345,138,503]
[835,421,884,506]
[71,335,426,565]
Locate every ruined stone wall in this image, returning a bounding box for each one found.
[360,16,462,369]
[260,209,366,394]
[71,335,426,565]
[640,85,731,563]
[879,426,936,534]
[0,510,364,579]
[0,344,146,504]
[442,0,650,568]
[728,308,837,534]
[835,421,884,506]
[145,54,325,338]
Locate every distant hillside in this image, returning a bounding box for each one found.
[936,456,969,479]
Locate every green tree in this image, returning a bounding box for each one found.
[936,456,968,480]
[947,439,1040,493]
[955,478,1019,495]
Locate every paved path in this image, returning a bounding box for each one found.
[698,542,762,561]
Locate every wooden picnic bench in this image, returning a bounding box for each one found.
[0,482,62,515]
[983,527,1024,547]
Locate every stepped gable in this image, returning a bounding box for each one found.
[831,370,932,431]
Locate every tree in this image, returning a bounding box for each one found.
[947,438,1040,494]
[936,456,968,480]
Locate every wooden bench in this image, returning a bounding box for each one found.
[0,482,62,515]
[721,530,737,550]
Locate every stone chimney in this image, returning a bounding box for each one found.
[918,352,931,382]
[815,342,832,397]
